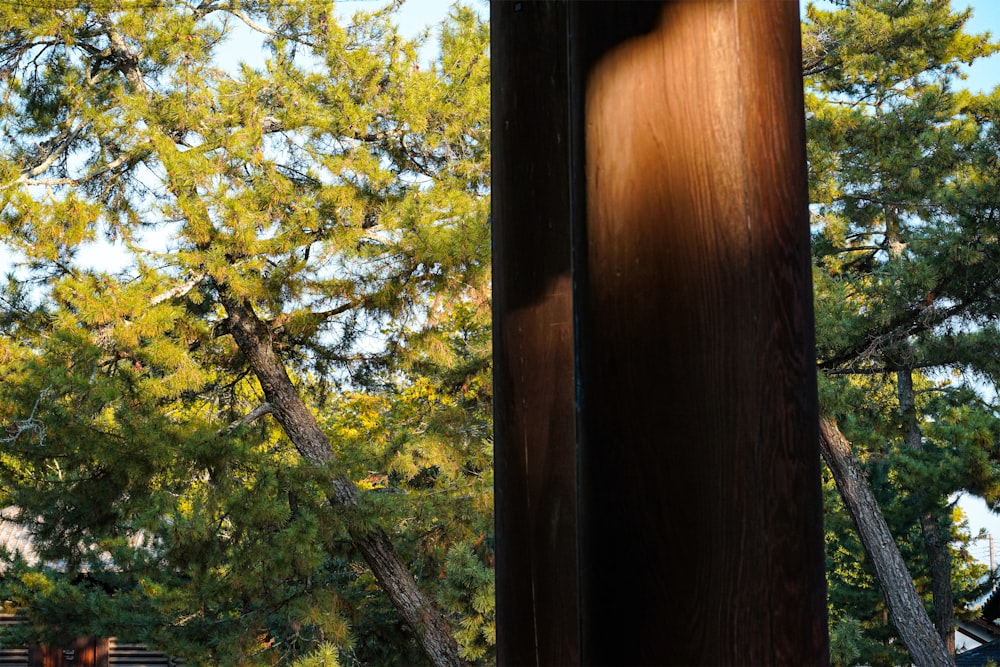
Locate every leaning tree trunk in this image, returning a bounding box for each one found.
[220,291,465,667]
[898,368,956,656]
[819,414,954,667]
[69,16,464,667]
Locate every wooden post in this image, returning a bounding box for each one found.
[492,1,828,664]
[492,2,579,665]
[28,638,108,667]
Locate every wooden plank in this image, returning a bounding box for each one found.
[0,648,29,667]
[108,640,172,666]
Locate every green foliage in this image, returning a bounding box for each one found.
[829,616,866,667]
[0,0,491,664]
[806,0,1000,662]
[438,542,495,663]
[291,644,341,667]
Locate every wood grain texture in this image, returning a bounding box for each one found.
[28,638,109,667]
[492,1,827,664]
[575,2,827,664]
[491,2,580,665]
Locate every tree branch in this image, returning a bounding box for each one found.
[818,266,996,372]
[230,9,279,37]
[8,125,85,187]
[149,272,206,308]
[17,152,135,190]
[1,386,50,445]
[220,402,272,434]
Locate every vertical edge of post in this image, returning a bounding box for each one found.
[491,2,580,665]
[94,637,109,667]
[739,1,829,662]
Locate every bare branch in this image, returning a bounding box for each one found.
[220,402,273,434]
[16,178,76,187]
[17,151,135,189]
[6,125,85,188]
[1,386,51,445]
[312,301,358,320]
[230,9,279,37]
[150,272,206,307]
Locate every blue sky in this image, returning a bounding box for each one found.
[960,0,1000,93]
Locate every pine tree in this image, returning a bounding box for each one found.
[805,0,1000,661]
[0,2,490,665]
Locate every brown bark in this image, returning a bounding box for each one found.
[819,415,954,667]
[219,291,466,667]
[898,369,956,655]
[921,513,956,655]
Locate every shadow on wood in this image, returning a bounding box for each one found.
[493,1,828,665]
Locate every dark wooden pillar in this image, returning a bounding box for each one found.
[492,1,828,665]
[491,2,579,665]
[573,2,827,664]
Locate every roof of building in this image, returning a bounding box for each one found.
[984,586,1000,623]
[960,617,1000,646]
[957,638,1000,667]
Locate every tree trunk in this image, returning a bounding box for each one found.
[219,291,466,667]
[898,368,956,656]
[819,415,954,667]
[920,513,956,655]
[72,17,465,667]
